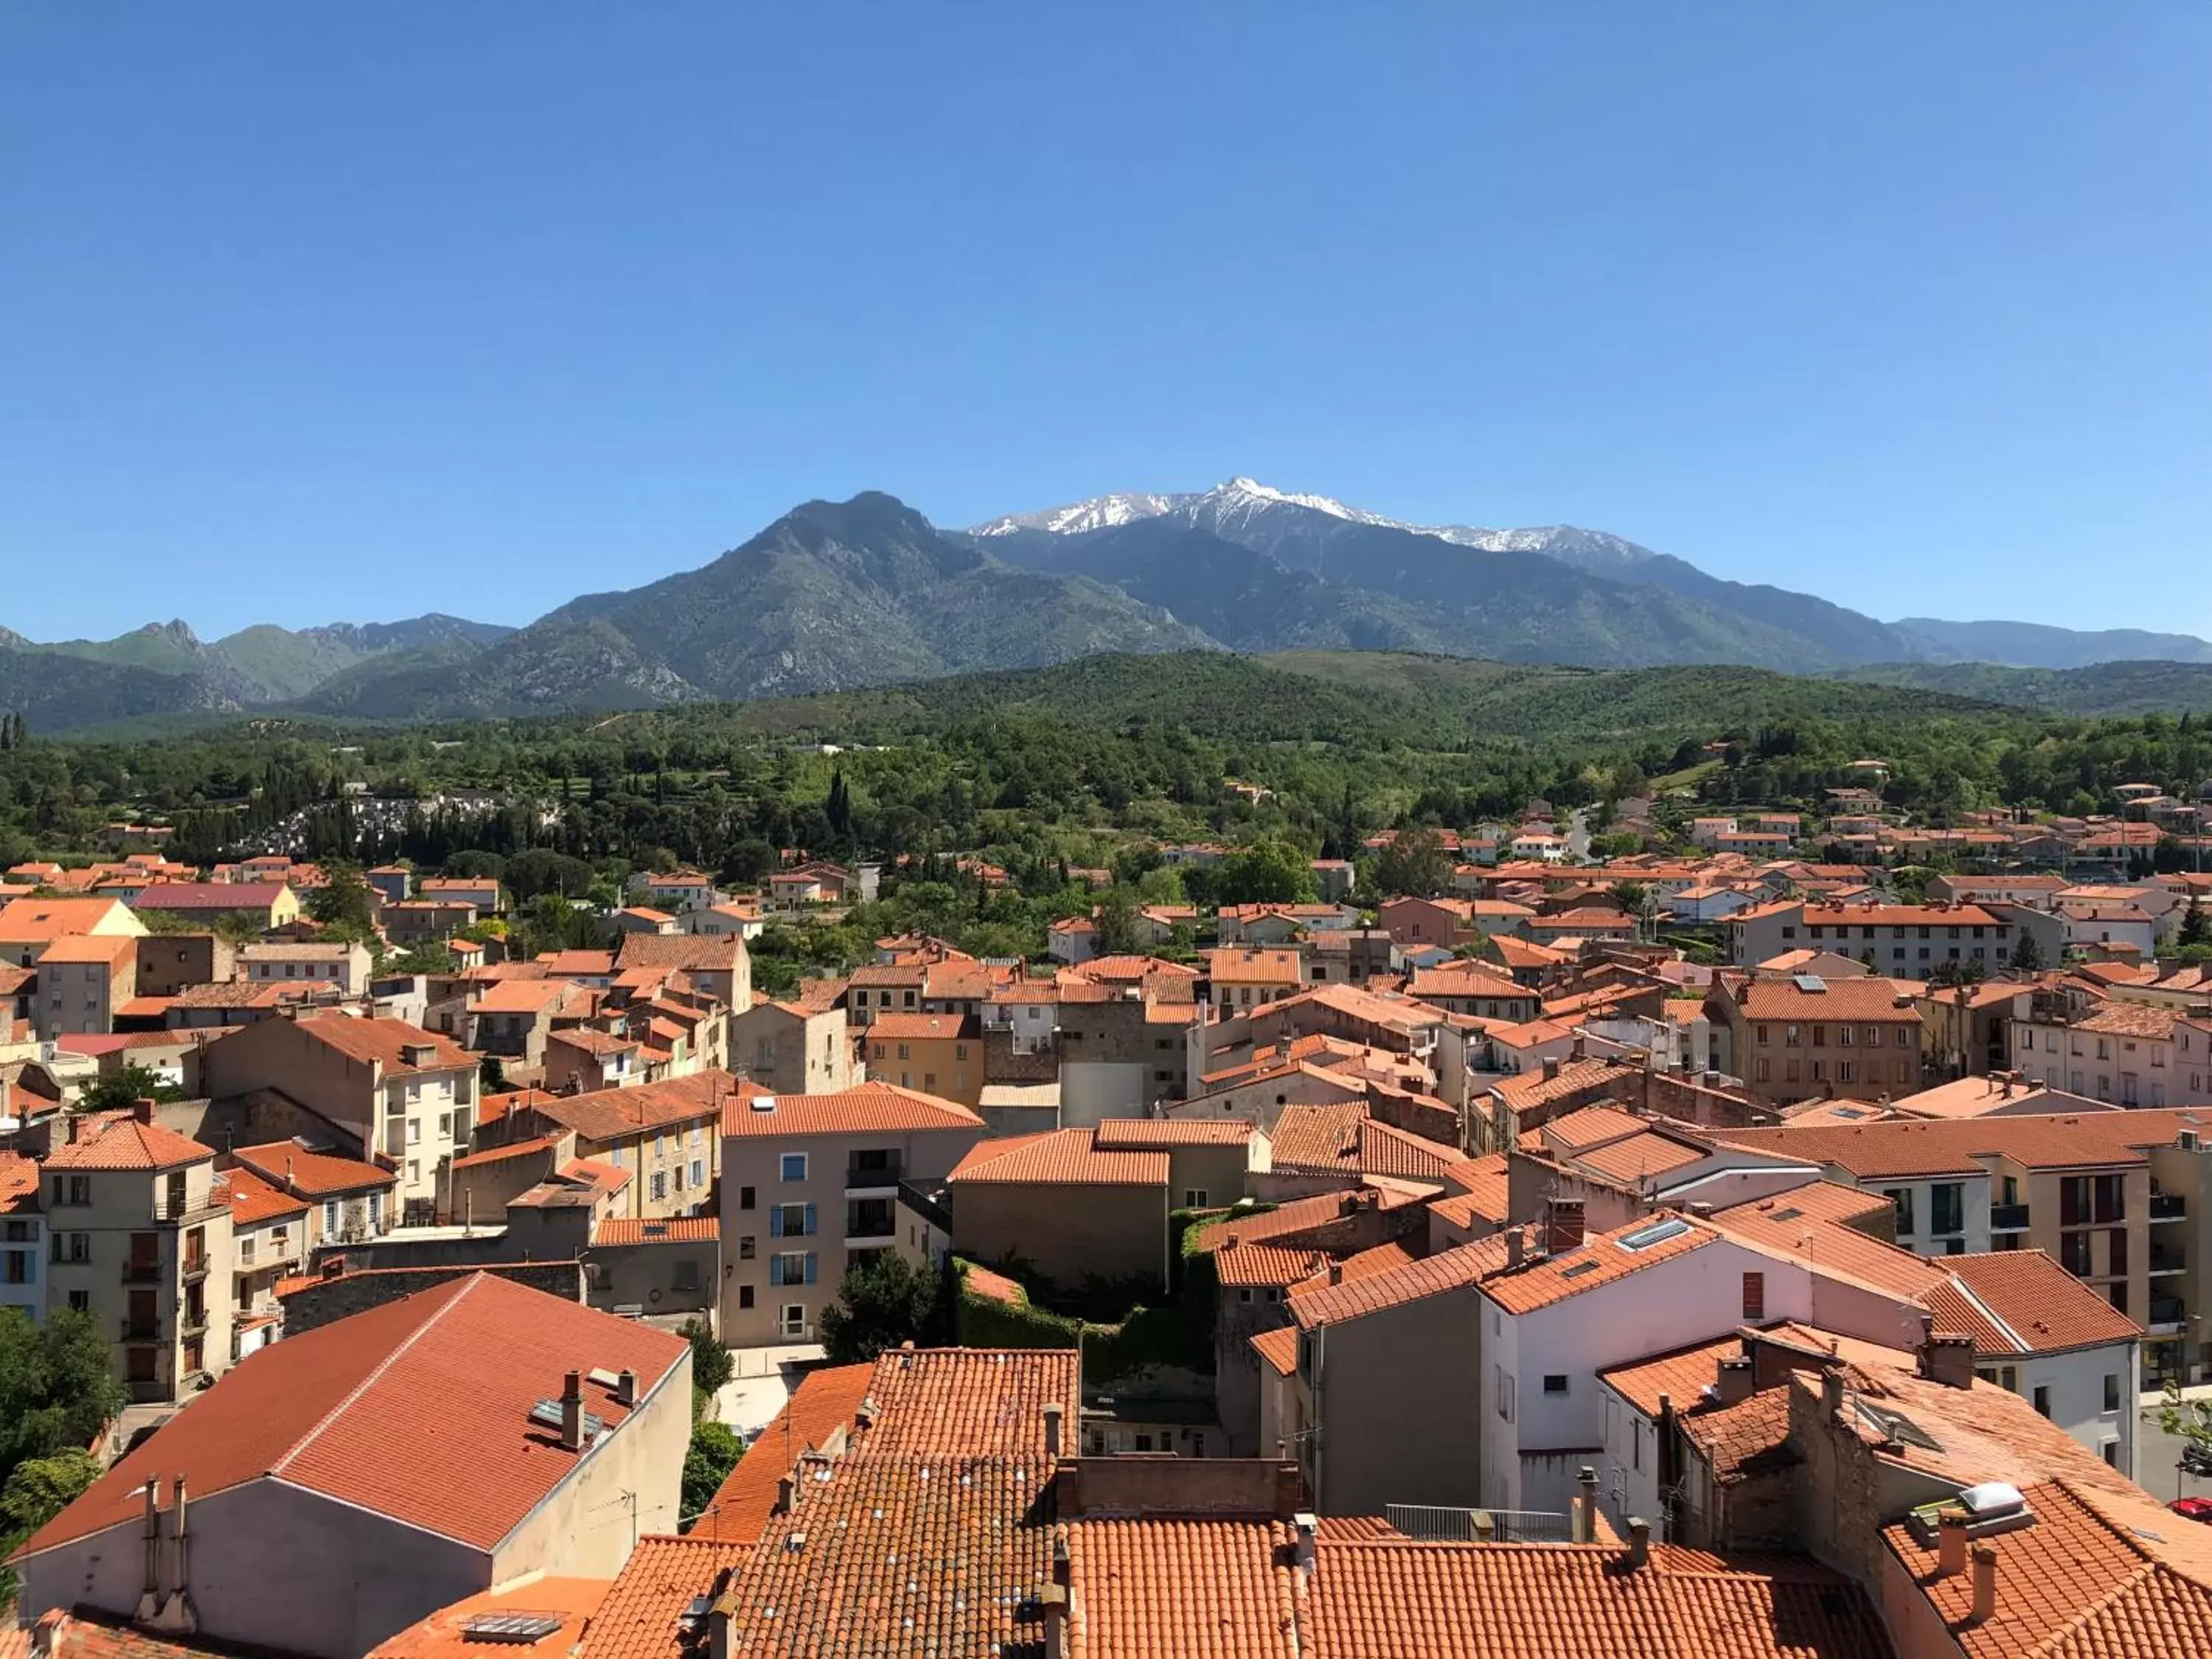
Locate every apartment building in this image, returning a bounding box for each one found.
[29,932,139,1040]
[43,1105,235,1402]
[201,1013,478,1223]
[729,997,852,1096]
[229,1138,399,1249]
[488,1071,734,1220]
[132,931,232,999]
[0,1150,44,1323]
[2009,998,2196,1107]
[0,896,146,969]
[1722,899,2049,974]
[240,939,374,996]
[1703,973,1925,1107]
[717,1082,982,1347]
[862,1011,982,1105]
[218,1165,306,1358]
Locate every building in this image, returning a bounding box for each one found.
[729,998,853,1096]
[611,932,752,1010]
[950,1127,1178,1290]
[240,939,375,997]
[542,1027,645,1094]
[10,1273,689,1658]
[862,1010,983,1105]
[418,874,503,914]
[717,1082,983,1346]
[1723,900,2028,974]
[30,931,140,1039]
[2009,999,2187,1107]
[200,1014,479,1224]
[218,1164,307,1360]
[131,882,300,932]
[0,897,147,968]
[1703,973,1925,1107]
[0,1150,46,1323]
[1205,947,1307,1013]
[43,1105,235,1402]
[474,1071,734,1222]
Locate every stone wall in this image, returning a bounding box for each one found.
[282,1260,582,1335]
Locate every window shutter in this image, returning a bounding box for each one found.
[771,1208,784,1237]
[804,1203,817,1237]
[804,1253,818,1285]
[769,1256,783,1287]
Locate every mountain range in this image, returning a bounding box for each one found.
[5,478,2211,733]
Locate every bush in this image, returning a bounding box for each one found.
[680,1422,742,1530]
[681,1317,732,1397]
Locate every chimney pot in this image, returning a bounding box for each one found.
[616,1368,638,1407]
[1041,1400,1064,1458]
[1542,1056,1562,1082]
[1936,1509,1969,1578]
[1327,1262,1343,1286]
[1506,1225,1526,1269]
[1576,1467,1600,1544]
[1969,1543,1997,1624]
[559,1369,585,1451]
[1625,1517,1650,1570]
[1821,1368,1846,1418]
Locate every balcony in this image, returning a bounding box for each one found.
[2149,1294,2188,1335]
[181,1311,209,1340]
[119,1318,161,1343]
[1989,1203,2032,1232]
[120,1261,164,1285]
[2150,1250,2189,1278]
[845,1159,902,1194]
[2152,1192,2188,1222]
[181,1254,210,1284]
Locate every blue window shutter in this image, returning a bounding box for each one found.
[770,1256,783,1286]
[804,1253,818,1285]
[770,1208,784,1237]
[804,1203,817,1237]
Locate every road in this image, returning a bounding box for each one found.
[2135,1394,2212,1505]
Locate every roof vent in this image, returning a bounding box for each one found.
[1792,975,1826,993]
[459,1614,565,1644]
[785,1531,807,1553]
[1618,1217,1692,1252]
[751,1095,777,1113]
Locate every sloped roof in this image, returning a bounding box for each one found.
[219,1165,309,1226]
[950,1127,1166,1187]
[232,1138,396,1197]
[291,1014,475,1074]
[1093,1118,1255,1148]
[721,1079,981,1139]
[46,1111,213,1172]
[575,1535,751,1659]
[689,1362,877,1545]
[368,1576,609,1659]
[1931,1250,2145,1355]
[1291,1237,1514,1330]
[17,1274,686,1558]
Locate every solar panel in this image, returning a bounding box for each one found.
[1792,975,1827,992]
[1617,1216,1692,1252]
[459,1613,565,1643]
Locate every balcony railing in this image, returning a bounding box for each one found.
[845,1161,902,1191]
[844,1215,897,1241]
[1989,1203,2032,1231]
[2149,1294,2188,1333]
[2152,1192,2188,1222]
[181,1255,210,1284]
[1385,1505,1573,1544]
[119,1318,161,1343]
[2150,1251,2189,1277]
[121,1261,164,1285]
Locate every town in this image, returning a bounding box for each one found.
[2,742,2211,1658]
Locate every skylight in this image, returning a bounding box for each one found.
[1617,1217,1692,1253]
[459,1613,565,1644]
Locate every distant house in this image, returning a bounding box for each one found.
[131,882,299,931]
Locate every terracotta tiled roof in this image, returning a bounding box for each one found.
[575,1535,751,1659]
[1712,1180,1893,1227]
[1206,947,1304,982]
[18,1274,688,1559]
[1482,1216,1719,1315]
[1717,1110,2208,1180]
[526,1071,747,1144]
[549,1027,640,1055]
[1251,1324,1300,1377]
[133,882,289,909]
[1722,977,1925,1022]
[856,1346,1080,1460]
[1431,1152,1509,1231]
[1291,1237,1513,1329]
[591,1216,718,1246]
[864,1010,981,1041]
[0,898,139,942]
[1490,1058,1638,1114]
[290,1013,475,1074]
[0,1151,38,1216]
[950,1127,1166,1186]
[960,1262,1027,1304]
[2075,1001,2181,1040]
[46,1111,213,1172]
[1533,1104,1650,1151]
[721,1079,981,1139]
[1408,964,1531,1002]
[450,1133,561,1171]
[232,1138,396,1196]
[1,1610,257,1657]
[612,935,745,973]
[1215,1242,1328,1287]
[1356,1119,1460,1182]
[1931,1250,2144,1355]
[1189,1187,1418,1254]
[1885,1478,2212,1659]
[1092,1117,1254,1147]
[1573,1129,1709,1185]
[1302,1538,1889,1658]
[690,1362,877,1545]
[1267,1102,1369,1173]
[1066,1517,1300,1659]
[368,1577,610,1658]
[32,932,139,964]
[1704,1194,1947,1304]
[218,1165,307,1226]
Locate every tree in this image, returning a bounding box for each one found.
[74,1064,185,1115]
[819,1252,950,1365]
[1374,829,1453,900]
[681,1316,733,1397]
[2009,930,2045,973]
[0,1310,125,1478]
[1092,885,1142,956]
[680,1421,742,1531]
[1210,841,1318,907]
[307,864,376,934]
[0,1448,98,1607]
[2182,898,2212,950]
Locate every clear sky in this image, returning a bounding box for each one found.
[3,4,2206,640]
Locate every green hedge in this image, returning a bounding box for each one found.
[954,1260,1211,1386]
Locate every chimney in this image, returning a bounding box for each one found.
[855,1396,878,1431]
[1542,1056,1562,1082]
[1713,1357,1756,1405]
[1576,1467,1600,1543]
[133,1097,158,1124]
[774,1472,794,1514]
[1042,1401,1064,1458]
[559,1370,585,1451]
[1292,1511,1318,1575]
[1919,1332,1976,1391]
[1624,1517,1650,1571]
[1686,1201,1714,1220]
[1472,1511,1496,1542]
[1052,1526,1073,1589]
[1936,1508,1969,1578]
[1969,1543,1997,1624]
[136,1477,163,1620]
[1821,1368,1846,1419]
[1327,1262,1343,1286]
[1506,1225,1526,1269]
[1038,1584,1069,1659]
[615,1368,638,1408]
[1545,1198,1586,1253]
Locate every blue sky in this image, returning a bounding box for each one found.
[3,4,2206,640]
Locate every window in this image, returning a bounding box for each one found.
[2032,1385,2052,1419]
[740,1185,757,1211]
[2060,1231,2093,1276]
[2103,1440,2120,1468]
[2093,1174,2125,1223]
[780,1153,807,1183]
[2109,1228,2128,1279]
[1543,1374,1569,1395]
[2104,1374,2122,1413]
[740,1235,757,1260]
[1754,1057,1771,1082]
[68,1290,89,1313]
[1930,1183,1964,1237]
[1742,1271,1765,1320]
[770,1251,809,1286]
[650,1172,667,1201]
[691,1158,704,1188]
[781,1302,809,1338]
[324,1200,339,1234]
[1183,1189,1208,1208]
[1632,1418,1643,1472]
[738,1284,755,1310]
[1886,1188,1915,1236]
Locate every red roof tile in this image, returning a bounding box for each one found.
[591,1216,718,1246]
[721,1079,981,1139]
[950,1127,1166,1186]
[232,1138,396,1196]
[1931,1250,2144,1355]
[1067,1517,1299,1659]
[18,1274,687,1559]
[46,1111,213,1172]
[1292,1237,1514,1329]
[690,1363,877,1545]
[577,1535,751,1659]
[368,1576,609,1658]
[1093,1117,1255,1147]
[289,1013,475,1074]
[218,1165,308,1226]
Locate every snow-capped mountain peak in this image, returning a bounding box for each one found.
[970,492,1181,537]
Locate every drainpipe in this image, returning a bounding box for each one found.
[134,1478,162,1622]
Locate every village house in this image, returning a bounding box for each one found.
[132,881,300,932]
[1703,973,1927,1108]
